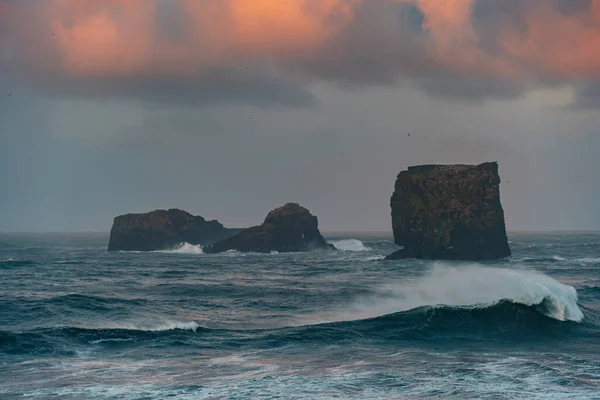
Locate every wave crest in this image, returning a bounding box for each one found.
[323,265,584,323]
[330,239,372,252]
[100,321,201,332]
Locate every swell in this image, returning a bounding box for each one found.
[0,294,149,315]
[286,301,598,345]
[578,285,600,298]
[0,259,36,268]
[0,323,208,356]
[3,302,597,357]
[46,294,148,307]
[0,294,153,331]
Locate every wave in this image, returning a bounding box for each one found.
[2,303,598,357]
[0,321,204,356]
[330,239,372,252]
[319,265,584,323]
[0,259,36,267]
[108,320,201,332]
[513,255,569,263]
[157,243,203,254]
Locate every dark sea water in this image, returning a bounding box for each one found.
[1,233,600,399]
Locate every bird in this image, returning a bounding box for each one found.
[407,133,411,137]
[8,92,11,97]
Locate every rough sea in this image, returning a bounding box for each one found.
[1,232,599,399]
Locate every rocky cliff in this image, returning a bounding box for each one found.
[107,209,237,252]
[386,162,511,260]
[204,203,334,253]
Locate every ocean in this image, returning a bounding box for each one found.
[1,232,599,399]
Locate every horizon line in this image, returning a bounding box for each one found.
[2,230,600,235]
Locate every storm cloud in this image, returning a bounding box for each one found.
[2,0,600,105]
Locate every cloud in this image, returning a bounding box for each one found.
[568,82,600,110]
[2,0,600,105]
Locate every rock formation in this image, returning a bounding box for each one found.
[386,162,511,260]
[204,203,334,253]
[107,209,237,252]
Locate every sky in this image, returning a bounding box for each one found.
[1,0,600,232]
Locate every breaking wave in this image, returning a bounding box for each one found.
[157,243,203,254]
[109,320,201,332]
[323,265,584,323]
[330,239,372,252]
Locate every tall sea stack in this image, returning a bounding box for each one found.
[386,162,511,260]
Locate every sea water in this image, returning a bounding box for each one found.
[1,233,599,399]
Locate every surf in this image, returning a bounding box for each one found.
[156,243,204,254]
[330,239,372,252]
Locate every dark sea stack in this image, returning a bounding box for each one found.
[204,203,334,253]
[386,162,511,261]
[107,209,237,252]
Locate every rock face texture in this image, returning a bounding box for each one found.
[386,162,511,260]
[204,203,333,253]
[107,209,237,252]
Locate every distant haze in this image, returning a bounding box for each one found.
[1,0,600,232]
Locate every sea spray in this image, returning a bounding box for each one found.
[322,264,583,323]
[330,239,372,252]
[157,243,204,254]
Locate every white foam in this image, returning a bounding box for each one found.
[95,320,201,332]
[325,264,584,323]
[138,321,200,332]
[89,338,134,345]
[330,239,372,252]
[220,249,281,256]
[208,355,248,365]
[158,243,203,254]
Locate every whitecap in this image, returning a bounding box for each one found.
[95,320,201,332]
[157,243,203,254]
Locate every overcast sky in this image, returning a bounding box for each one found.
[1,0,600,232]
